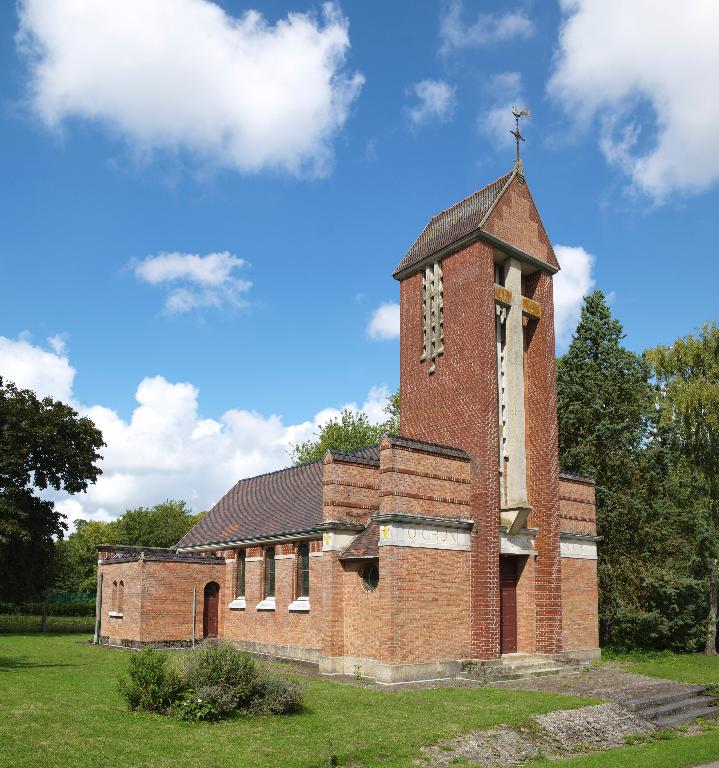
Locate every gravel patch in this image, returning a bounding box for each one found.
[421,703,655,767]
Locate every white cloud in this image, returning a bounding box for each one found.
[0,334,76,401]
[0,334,393,528]
[17,0,364,177]
[439,0,533,56]
[367,303,400,340]
[406,80,456,125]
[548,0,719,201]
[133,251,251,314]
[553,244,596,348]
[478,72,526,150]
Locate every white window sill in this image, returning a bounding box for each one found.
[108,611,123,618]
[255,597,276,611]
[288,597,310,613]
[228,597,246,610]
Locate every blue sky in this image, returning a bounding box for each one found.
[1,0,718,525]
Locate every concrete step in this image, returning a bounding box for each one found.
[494,666,580,682]
[642,695,716,721]
[654,704,719,729]
[625,687,704,712]
[501,661,563,674]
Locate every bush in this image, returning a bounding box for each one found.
[118,641,304,721]
[118,647,185,713]
[251,672,305,715]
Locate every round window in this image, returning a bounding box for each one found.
[362,562,379,591]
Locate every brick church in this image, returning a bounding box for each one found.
[96,161,600,683]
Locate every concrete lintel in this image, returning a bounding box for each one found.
[371,512,474,529]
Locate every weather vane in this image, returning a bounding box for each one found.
[510,106,530,173]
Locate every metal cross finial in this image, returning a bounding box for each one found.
[510,106,531,172]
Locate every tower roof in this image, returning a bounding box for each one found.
[393,169,558,279]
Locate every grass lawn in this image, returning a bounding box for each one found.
[0,634,593,768]
[607,650,719,686]
[524,729,719,768]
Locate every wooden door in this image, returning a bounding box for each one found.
[500,556,518,654]
[203,582,220,638]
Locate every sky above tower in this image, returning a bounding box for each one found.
[1,0,717,527]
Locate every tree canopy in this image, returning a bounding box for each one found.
[557,292,714,651]
[54,500,205,594]
[291,390,399,465]
[0,377,104,601]
[648,321,719,513]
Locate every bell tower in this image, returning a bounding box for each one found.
[394,164,563,659]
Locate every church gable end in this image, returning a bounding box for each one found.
[483,175,558,270]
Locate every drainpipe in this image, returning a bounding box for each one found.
[94,571,103,644]
[192,587,197,649]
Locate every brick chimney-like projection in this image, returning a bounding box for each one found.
[394,169,563,659]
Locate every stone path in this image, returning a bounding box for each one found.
[421,703,655,767]
[419,663,719,767]
[492,661,704,705]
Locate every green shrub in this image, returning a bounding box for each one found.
[118,641,304,721]
[251,672,305,715]
[118,647,185,713]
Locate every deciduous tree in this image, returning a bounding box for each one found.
[0,377,104,600]
[291,390,399,465]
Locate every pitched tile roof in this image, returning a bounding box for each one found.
[393,171,514,277]
[176,460,325,549]
[339,522,379,561]
[176,437,473,550]
[175,444,384,549]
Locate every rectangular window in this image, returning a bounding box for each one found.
[235,550,246,598]
[263,547,275,598]
[296,543,310,598]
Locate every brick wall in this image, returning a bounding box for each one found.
[223,542,323,653]
[515,555,536,654]
[523,269,563,654]
[377,546,471,663]
[322,455,379,524]
[97,556,225,644]
[559,476,598,652]
[483,175,557,268]
[561,558,599,650]
[399,240,501,659]
[98,560,142,642]
[559,476,597,535]
[341,560,384,661]
[378,437,471,519]
[139,560,225,642]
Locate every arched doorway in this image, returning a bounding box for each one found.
[203,582,220,638]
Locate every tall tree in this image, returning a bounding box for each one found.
[648,321,719,653]
[291,390,399,465]
[0,377,104,600]
[557,291,654,644]
[557,291,652,486]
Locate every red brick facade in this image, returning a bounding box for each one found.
[95,169,600,680]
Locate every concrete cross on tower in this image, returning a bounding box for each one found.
[494,257,541,533]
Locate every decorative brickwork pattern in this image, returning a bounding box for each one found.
[523,269,563,654]
[561,558,599,650]
[399,240,502,659]
[483,175,558,269]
